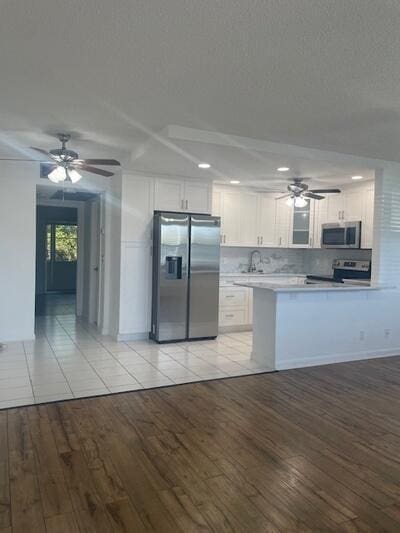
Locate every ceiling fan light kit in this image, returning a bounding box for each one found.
[286,195,308,208]
[48,166,67,183]
[279,177,341,206]
[31,133,120,183]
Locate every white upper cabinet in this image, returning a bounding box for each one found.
[344,188,364,221]
[184,180,211,213]
[257,196,276,246]
[288,200,315,248]
[212,189,222,217]
[275,197,291,247]
[221,191,241,245]
[154,179,185,212]
[216,189,276,247]
[325,194,345,222]
[154,178,211,214]
[213,182,374,249]
[239,193,258,247]
[121,175,154,242]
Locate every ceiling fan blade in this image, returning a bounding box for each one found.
[304,192,324,200]
[73,164,114,177]
[310,188,341,194]
[74,159,121,166]
[276,193,291,199]
[30,147,56,160]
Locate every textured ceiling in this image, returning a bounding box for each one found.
[1,1,400,162]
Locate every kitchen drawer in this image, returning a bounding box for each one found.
[219,287,247,307]
[219,308,247,326]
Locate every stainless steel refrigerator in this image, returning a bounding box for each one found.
[151,211,221,343]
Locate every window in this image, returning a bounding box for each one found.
[46,223,78,262]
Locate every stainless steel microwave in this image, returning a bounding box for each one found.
[321,221,361,249]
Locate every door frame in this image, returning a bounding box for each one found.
[88,195,103,325]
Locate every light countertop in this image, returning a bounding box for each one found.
[234,281,389,292]
[220,272,306,278]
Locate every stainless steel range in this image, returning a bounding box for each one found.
[306,259,371,286]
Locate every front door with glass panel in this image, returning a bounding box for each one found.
[46,223,78,292]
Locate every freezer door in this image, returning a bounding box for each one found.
[188,215,221,339]
[153,212,189,341]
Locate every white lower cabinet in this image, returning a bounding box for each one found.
[219,286,247,307]
[219,309,248,327]
[219,283,250,328]
[219,275,306,331]
[119,242,152,336]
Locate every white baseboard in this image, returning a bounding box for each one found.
[1,333,36,343]
[276,347,400,371]
[117,332,149,342]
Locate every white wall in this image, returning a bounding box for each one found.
[372,167,400,285]
[0,162,37,341]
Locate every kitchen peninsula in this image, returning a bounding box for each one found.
[235,280,395,371]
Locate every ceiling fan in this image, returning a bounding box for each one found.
[278,178,341,207]
[31,133,120,184]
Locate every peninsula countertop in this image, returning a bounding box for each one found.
[234,280,391,292]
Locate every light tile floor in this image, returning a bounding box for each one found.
[0,315,273,409]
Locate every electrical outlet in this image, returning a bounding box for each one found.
[359,330,365,341]
[385,329,391,338]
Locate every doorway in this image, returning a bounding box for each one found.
[35,190,104,324]
[35,206,78,316]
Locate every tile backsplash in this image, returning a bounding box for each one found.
[220,247,305,274]
[220,247,372,276]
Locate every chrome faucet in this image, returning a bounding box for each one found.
[248,250,262,272]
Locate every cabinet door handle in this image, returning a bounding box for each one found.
[225,314,234,318]
[279,236,282,246]
[261,236,263,245]
[181,199,184,209]
[225,295,235,298]
[186,199,188,210]
[257,236,259,245]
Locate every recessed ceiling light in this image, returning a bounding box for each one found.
[277,167,290,172]
[352,175,363,180]
[230,180,240,184]
[198,162,211,169]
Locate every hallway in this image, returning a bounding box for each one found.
[35,293,76,316]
